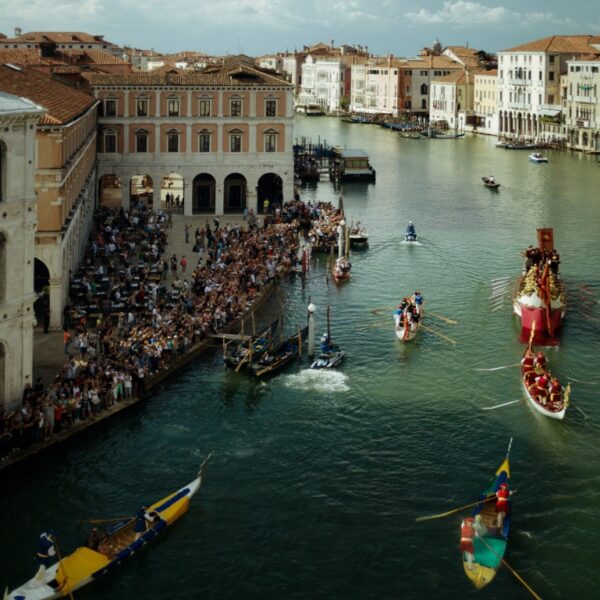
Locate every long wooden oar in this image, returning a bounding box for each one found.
[78,515,132,525]
[482,399,522,411]
[421,324,457,345]
[479,536,542,600]
[474,363,521,372]
[415,496,495,522]
[427,311,458,325]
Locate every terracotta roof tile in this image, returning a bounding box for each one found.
[432,71,469,84]
[2,31,117,46]
[502,35,599,54]
[0,64,97,125]
[84,62,291,87]
[0,48,128,65]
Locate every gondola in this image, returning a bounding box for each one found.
[251,326,308,377]
[310,343,345,369]
[393,304,423,342]
[521,327,570,420]
[482,176,500,189]
[462,440,512,590]
[224,319,279,370]
[310,306,345,369]
[5,457,211,600]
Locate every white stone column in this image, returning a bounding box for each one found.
[249,124,257,153]
[215,177,224,215]
[123,125,129,154]
[187,91,192,117]
[250,92,256,117]
[124,91,129,117]
[49,278,63,329]
[121,180,130,209]
[155,91,161,118]
[183,176,193,216]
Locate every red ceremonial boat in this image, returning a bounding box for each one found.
[513,228,565,345]
[521,333,570,420]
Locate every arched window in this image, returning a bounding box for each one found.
[229,128,242,152]
[103,128,117,153]
[264,128,277,153]
[420,83,428,95]
[198,129,211,152]
[135,129,149,153]
[167,128,180,153]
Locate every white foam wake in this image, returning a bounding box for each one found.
[283,369,350,393]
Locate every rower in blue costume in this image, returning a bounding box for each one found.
[320,333,331,354]
[406,221,416,236]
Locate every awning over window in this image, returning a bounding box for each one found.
[539,108,561,117]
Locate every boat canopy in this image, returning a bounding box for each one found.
[472,537,506,569]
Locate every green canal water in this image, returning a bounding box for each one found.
[2,117,600,599]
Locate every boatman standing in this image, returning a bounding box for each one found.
[412,291,424,315]
[495,482,510,530]
[35,531,56,580]
[460,517,476,570]
[406,221,416,237]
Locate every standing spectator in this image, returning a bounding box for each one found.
[63,329,72,355]
[185,224,190,243]
[180,255,188,274]
[170,254,178,276]
[43,305,50,334]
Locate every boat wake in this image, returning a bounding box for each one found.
[400,240,423,246]
[283,369,350,393]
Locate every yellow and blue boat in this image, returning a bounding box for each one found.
[6,455,211,600]
[462,440,512,589]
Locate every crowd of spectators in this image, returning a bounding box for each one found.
[1,201,313,461]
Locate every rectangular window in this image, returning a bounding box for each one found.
[538,71,542,81]
[199,99,211,116]
[230,133,242,152]
[548,94,554,104]
[549,72,554,81]
[199,133,211,152]
[104,133,116,153]
[137,98,148,117]
[167,132,179,153]
[265,133,276,152]
[136,133,148,153]
[105,99,117,117]
[168,98,180,117]
[230,99,242,116]
[420,71,427,76]
[266,99,277,117]
[549,55,555,64]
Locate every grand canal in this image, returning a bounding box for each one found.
[2,117,600,599]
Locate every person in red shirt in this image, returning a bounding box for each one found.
[496,482,510,529]
[460,517,476,570]
[549,377,562,404]
[534,351,547,371]
[535,373,549,404]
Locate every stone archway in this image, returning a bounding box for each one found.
[33,258,50,324]
[257,173,283,214]
[130,174,154,208]
[98,174,122,208]
[192,173,216,214]
[224,173,247,214]
[161,172,184,212]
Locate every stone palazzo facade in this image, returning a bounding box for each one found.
[87,58,295,215]
[0,92,44,411]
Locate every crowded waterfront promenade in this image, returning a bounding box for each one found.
[0,201,346,470]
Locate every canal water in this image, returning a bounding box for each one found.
[2,118,600,599]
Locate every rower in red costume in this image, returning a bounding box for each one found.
[534,351,547,371]
[460,517,476,570]
[521,349,534,374]
[535,373,549,404]
[549,377,562,403]
[496,482,510,529]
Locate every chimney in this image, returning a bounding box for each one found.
[14,26,22,37]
